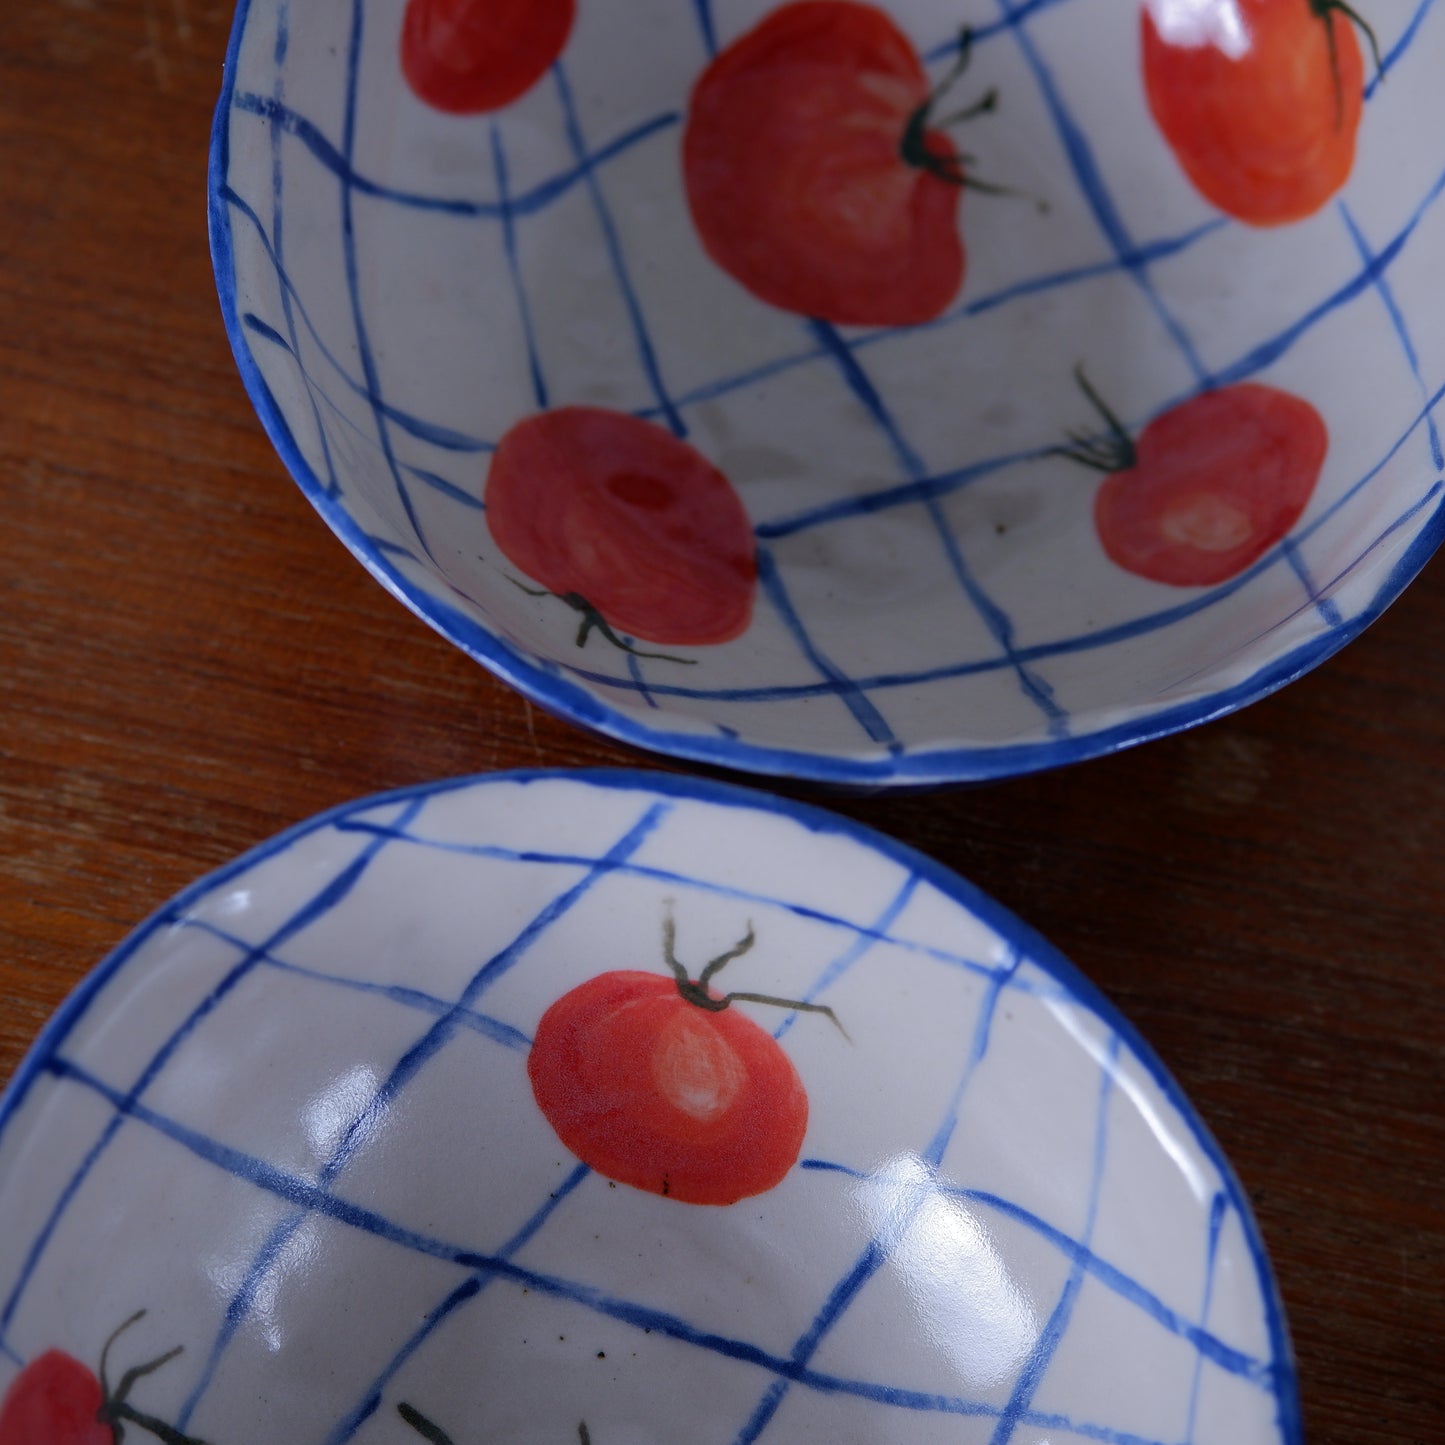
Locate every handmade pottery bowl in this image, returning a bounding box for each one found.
[0,771,1298,1443]
[210,1,1445,786]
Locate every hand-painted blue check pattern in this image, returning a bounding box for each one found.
[0,773,1297,1443]
[210,0,1445,786]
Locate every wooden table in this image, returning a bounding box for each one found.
[1,4,1440,1440]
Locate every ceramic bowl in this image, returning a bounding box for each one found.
[210,2,1445,788]
[0,770,1297,1443]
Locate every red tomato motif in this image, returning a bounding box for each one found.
[528,970,808,1205]
[1141,0,1378,226]
[528,918,838,1206]
[683,1,974,325]
[401,0,576,115]
[0,1314,203,1445]
[486,408,756,648]
[1085,382,1327,586]
[0,1351,109,1445]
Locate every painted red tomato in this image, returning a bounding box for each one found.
[684,0,971,325]
[1142,0,1376,226]
[486,407,755,648]
[528,969,809,1206]
[1091,383,1327,586]
[0,1351,109,1445]
[401,0,576,115]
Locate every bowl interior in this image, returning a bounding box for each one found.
[213,0,1445,782]
[0,770,1297,1442]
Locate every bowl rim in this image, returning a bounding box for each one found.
[0,765,1303,1442]
[206,0,1445,789]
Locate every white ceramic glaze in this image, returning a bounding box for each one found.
[0,771,1296,1442]
[210,0,1445,787]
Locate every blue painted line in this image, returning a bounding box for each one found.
[754,544,898,745]
[755,445,1048,541]
[233,91,680,221]
[1184,1192,1230,1443]
[732,950,1023,1443]
[0,1337,22,1368]
[773,875,920,1042]
[625,649,659,709]
[806,319,1066,731]
[1365,0,1438,98]
[636,337,828,420]
[337,0,433,561]
[401,464,485,511]
[176,916,532,1052]
[1281,540,1344,628]
[328,815,1025,984]
[0,796,423,1340]
[957,218,1229,320]
[21,1054,1187,1445]
[552,62,686,437]
[241,311,289,352]
[798,1161,1270,1385]
[175,800,670,1427]
[544,405,1445,715]
[692,0,717,57]
[1305,479,1443,598]
[2,767,1300,1433]
[268,2,342,503]
[988,1036,1119,1444]
[924,0,1073,58]
[483,111,682,218]
[1206,157,1445,395]
[229,236,493,451]
[323,1163,592,1445]
[1339,202,1444,470]
[633,217,1228,430]
[926,950,1024,1167]
[259,370,485,506]
[491,121,550,412]
[992,0,1208,385]
[368,532,423,562]
[925,488,1069,732]
[210,0,1444,791]
[978,1182,1262,1385]
[733,1241,887,1444]
[806,318,929,479]
[329,1277,482,1442]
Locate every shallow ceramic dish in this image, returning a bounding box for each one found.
[0,770,1295,1442]
[209,0,1445,788]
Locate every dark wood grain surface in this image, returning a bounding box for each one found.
[1,4,1441,1440]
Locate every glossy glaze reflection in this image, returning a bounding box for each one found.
[0,771,1298,1441]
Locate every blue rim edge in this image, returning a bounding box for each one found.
[205,0,1444,791]
[0,766,1303,1440]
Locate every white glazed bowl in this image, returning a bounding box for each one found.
[0,771,1297,1443]
[210,1,1445,786]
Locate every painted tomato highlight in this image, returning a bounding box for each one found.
[1141,0,1379,226]
[683,1,974,325]
[529,971,806,1205]
[486,407,756,648]
[401,0,576,115]
[1073,380,1328,587]
[528,919,842,1205]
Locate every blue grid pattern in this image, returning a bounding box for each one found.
[209,0,1445,786]
[0,772,1297,1444]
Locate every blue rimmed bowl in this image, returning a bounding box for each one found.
[0,769,1299,1442]
[210,0,1445,787]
